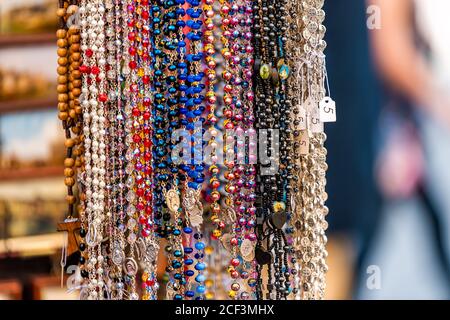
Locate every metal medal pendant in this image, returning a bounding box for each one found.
[165,188,180,213]
[112,248,125,266]
[240,238,255,262]
[146,240,160,262]
[123,257,138,276]
[182,187,197,210]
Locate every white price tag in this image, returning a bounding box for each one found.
[297,106,307,130]
[307,99,324,133]
[319,96,336,122]
[299,130,309,155]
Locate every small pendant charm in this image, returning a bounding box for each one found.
[182,187,198,210]
[240,239,255,262]
[124,258,138,276]
[260,63,270,80]
[165,188,180,213]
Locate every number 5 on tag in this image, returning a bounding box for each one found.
[319,97,336,122]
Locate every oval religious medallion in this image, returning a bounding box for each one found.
[182,187,197,210]
[123,257,138,276]
[165,188,180,213]
[240,239,255,262]
[112,248,125,266]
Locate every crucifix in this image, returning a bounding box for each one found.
[57,217,81,257]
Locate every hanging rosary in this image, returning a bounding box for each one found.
[56,0,336,300]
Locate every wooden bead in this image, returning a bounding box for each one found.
[64,158,75,167]
[72,126,81,135]
[58,102,68,112]
[56,29,67,39]
[65,138,75,148]
[64,177,75,187]
[58,93,68,102]
[58,57,68,66]
[72,80,82,88]
[59,112,69,121]
[72,148,80,157]
[57,84,68,93]
[64,168,75,177]
[69,109,77,119]
[58,75,68,84]
[57,66,68,75]
[56,8,66,17]
[68,25,78,35]
[70,35,80,43]
[71,70,81,79]
[75,158,82,168]
[65,195,76,205]
[57,48,68,57]
[71,61,80,69]
[75,106,83,115]
[57,39,68,48]
[70,43,80,52]
[72,88,81,97]
[71,52,81,61]
[79,193,86,203]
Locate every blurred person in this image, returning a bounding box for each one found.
[322,0,383,299]
[359,0,450,298]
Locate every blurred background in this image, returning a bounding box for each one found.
[0,0,449,299]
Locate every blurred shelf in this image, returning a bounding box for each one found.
[0,96,56,114]
[0,166,62,182]
[0,233,63,258]
[0,33,55,48]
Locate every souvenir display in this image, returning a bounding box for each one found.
[56,0,335,300]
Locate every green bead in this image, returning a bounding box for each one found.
[260,64,270,80]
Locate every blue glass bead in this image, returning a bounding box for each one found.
[185,258,193,266]
[185,270,194,277]
[183,227,193,234]
[184,247,193,254]
[172,261,182,269]
[188,182,198,189]
[196,285,206,294]
[194,262,206,271]
[174,273,182,280]
[195,274,206,283]
[185,291,195,298]
[195,242,205,250]
[174,294,183,300]
[173,250,183,258]
[173,229,181,236]
[195,177,204,183]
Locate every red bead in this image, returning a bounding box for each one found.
[143,75,150,84]
[85,49,93,57]
[139,215,147,225]
[128,31,136,41]
[141,10,149,19]
[98,93,107,102]
[129,46,137,56]
[231,258,240,267]
[136,188,144,197]
[91,66,100,75]
[79,65,90,73]
[144,139,152,148]
[129,60,137,69]
[230,238,238,246]
[132,108,140,116]
[133,134,141,143]
[143,111,151,120]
